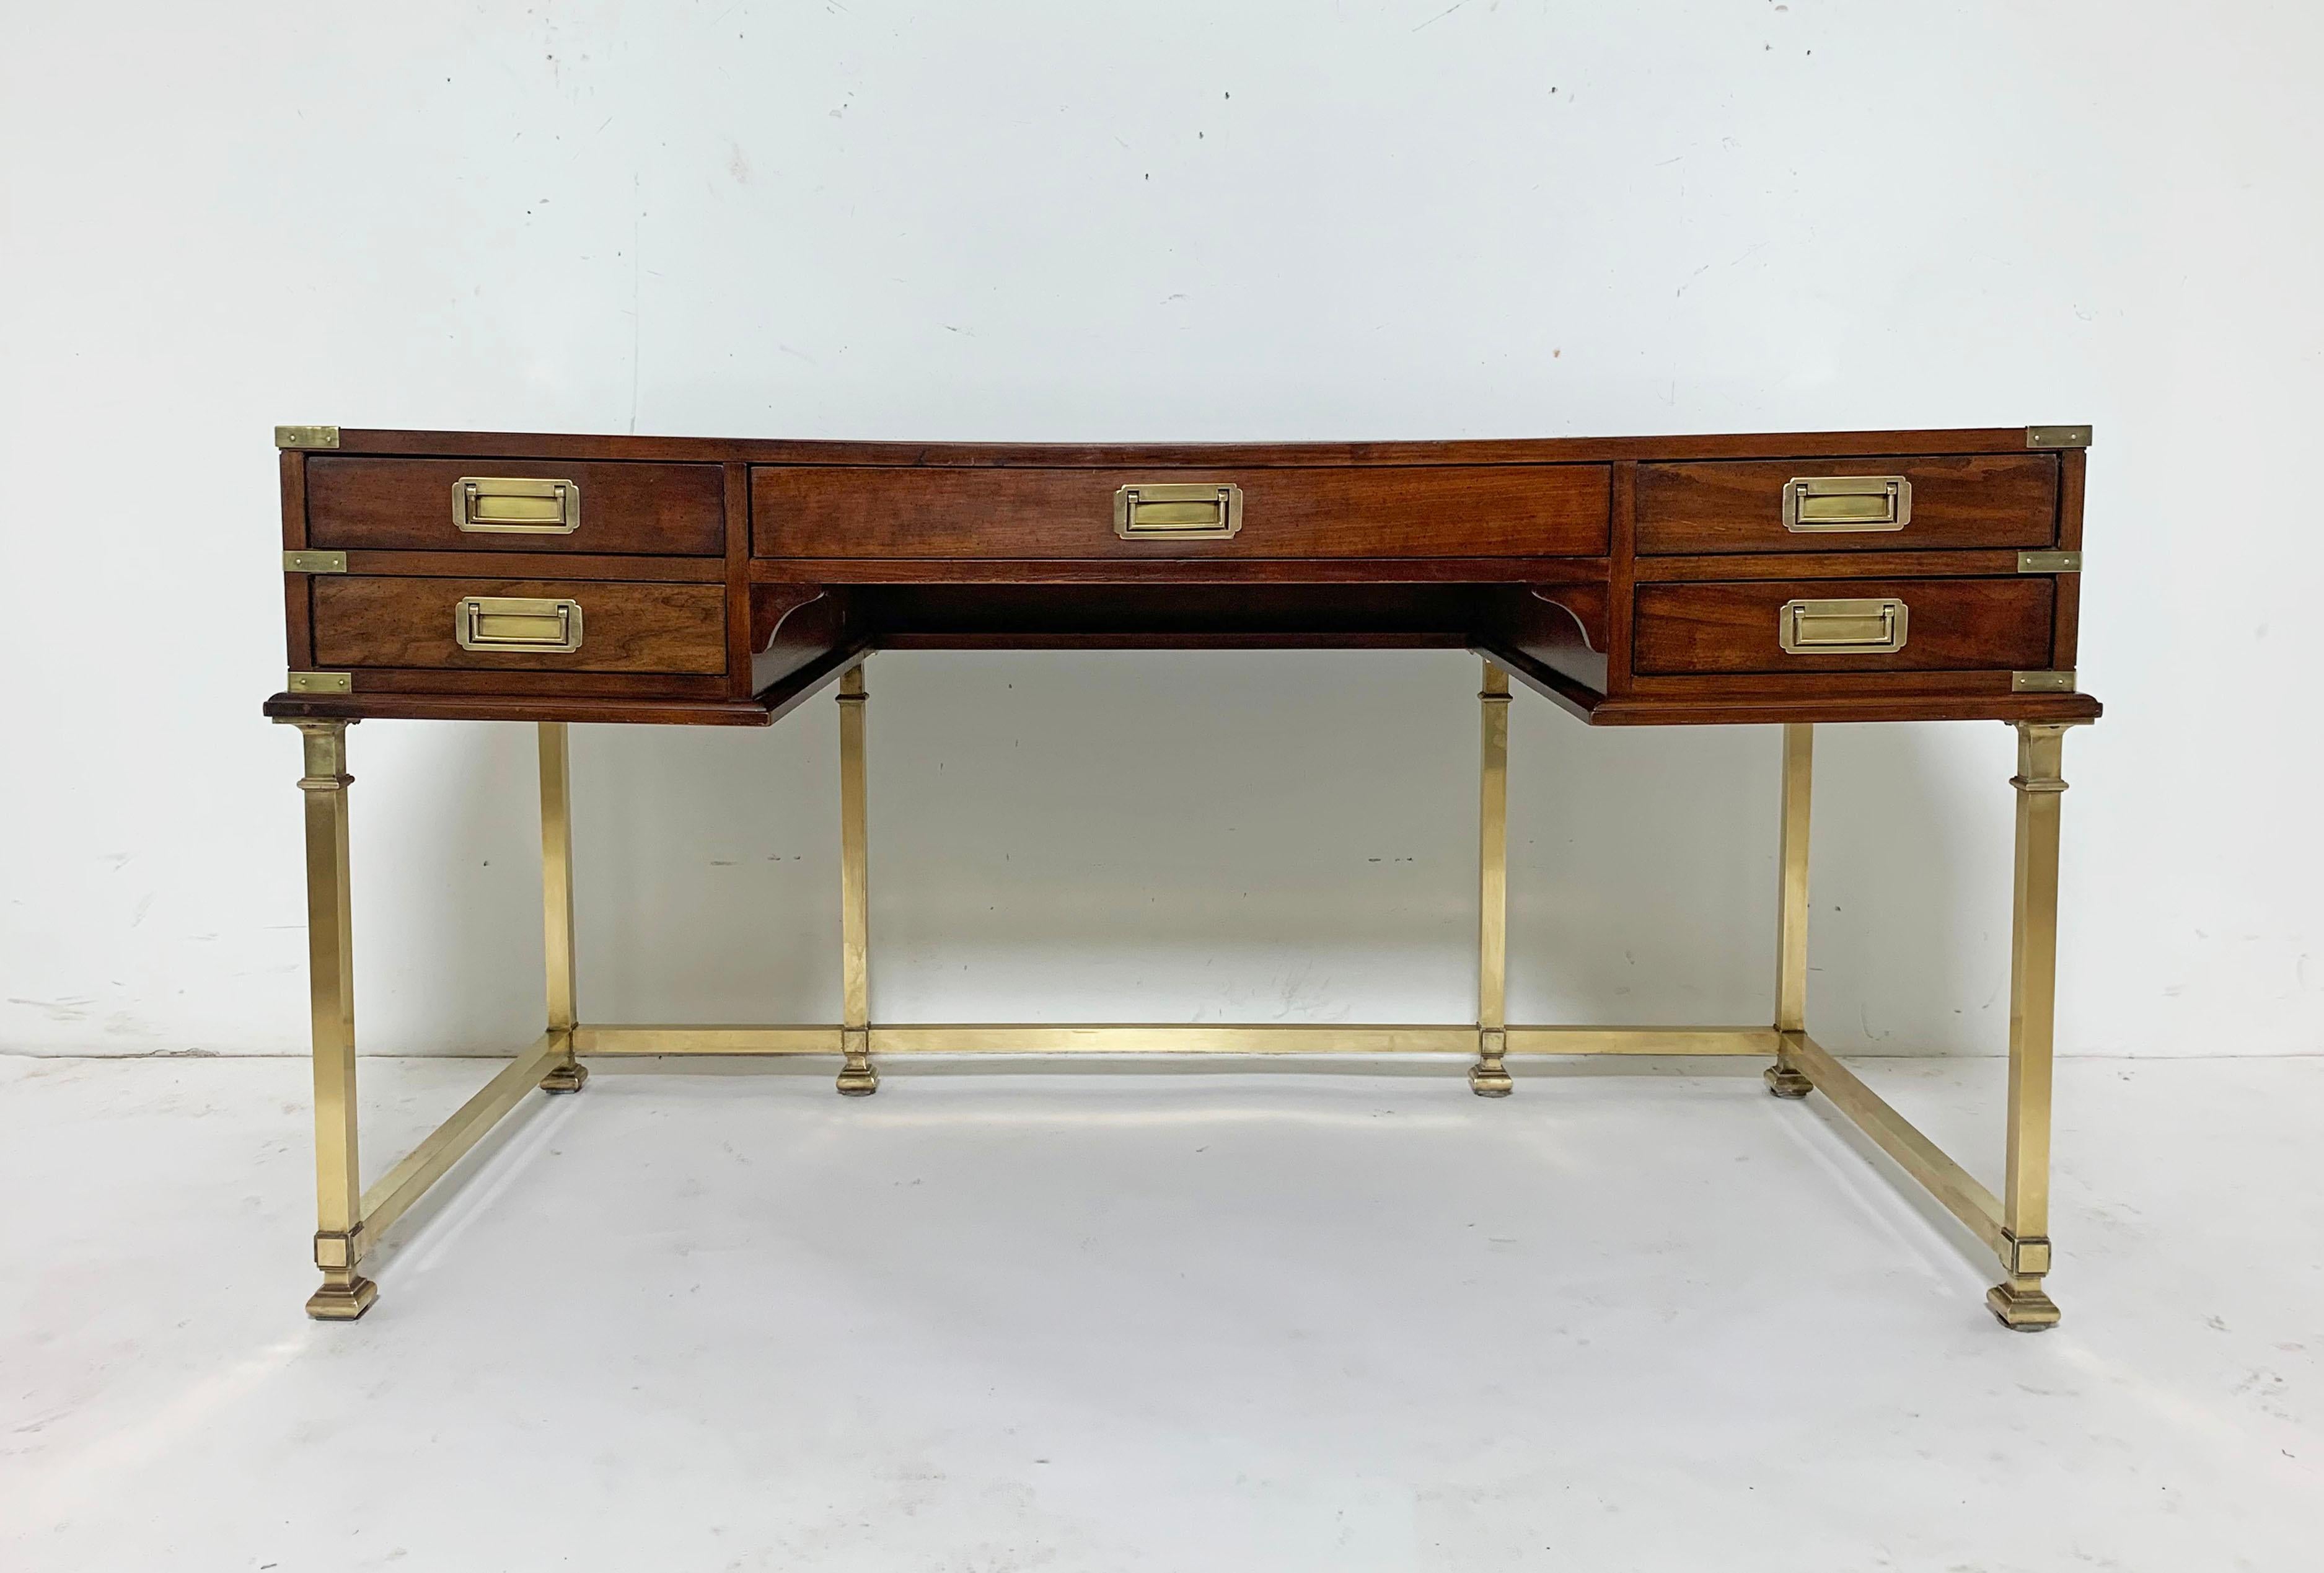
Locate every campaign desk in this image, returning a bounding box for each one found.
[266,423,2097,1328]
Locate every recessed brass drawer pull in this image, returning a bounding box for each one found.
[1782,475,1911,532]
[1778,596,1909,654]
[454,477,581,534]
[1113,483,1243,540]
[454,595,584,653]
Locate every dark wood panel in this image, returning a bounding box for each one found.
[852,583,1486,645]
[263,692,780,727]
[1588,692,2102,726]
[754,465,1610,560]
[1606,460,1638,697]
[2054,448,2086,670]
[723,461,752,698]
[313,577,726,674]
[1637,550,2028,582]
[1632,578,2054,675]
[322,426,2056,467]
[308,458,725,555]
[281,452,312,669]
[320,670,730,698]
[338,550,723,581]
[1635,455,2056,554]
[748,556,1608,585]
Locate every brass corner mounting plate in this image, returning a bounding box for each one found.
[287,671,353,694]
[283,550,347,573]
[2012,670,2078,694]
[275,425,341,450]
[2025,425,2092,449]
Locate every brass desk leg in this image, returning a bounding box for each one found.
[537,722,589,1093]
[289,719,377,1320]
[1469,659,1514,1096]
[1765,723,1815,1099]
[1988,721,2074,1331]
[835,665,878,1095]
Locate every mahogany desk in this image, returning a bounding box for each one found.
[265,423,2098,1329]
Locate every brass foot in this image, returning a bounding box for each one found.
[305,1274,379,1321]
[837,1029,878,1096]
[1468,1064,1514,1098]
[1764,1064,1813,1099]
[1985,1279,2062,1331]
[1468,1028,1512,1096]
[539,1060,589,1094]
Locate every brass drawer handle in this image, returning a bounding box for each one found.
[1782,475,1911,532]
[1779,597,1909,654]
[455,596,584,653]
[1114,483,1243,540]
[455,477,581,534]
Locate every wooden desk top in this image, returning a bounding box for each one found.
[265,425,2098,730]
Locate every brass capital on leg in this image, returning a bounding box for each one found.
[1469,661,1514,1096]
[1987,720,2077,1331]
[283,717,378,1320]
[835,666,879,1095]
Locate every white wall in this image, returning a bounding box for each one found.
[2,2,2317,1059]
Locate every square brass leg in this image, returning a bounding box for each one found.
[835,666,879,1095]
[1765,723,1815,1099]
[287,718,378,1320]
[1469,660,1515,1097]
[537,721,589,1094]
[1987,721,2075,1330]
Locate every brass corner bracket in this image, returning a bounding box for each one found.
[2025,425,2092,449]
[275,424,341,450]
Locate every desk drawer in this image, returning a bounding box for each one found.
[1635,455,2056,554]
[1633,578,2053,674]
[313,576,726,674]
[752,465,1611,558]
[308,459,726,555]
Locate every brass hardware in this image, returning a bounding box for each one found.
[283,718,376,1320]
[2017,550,2082,573]
[275,424,340,449]
[454,475,581,534]
[1781,475,1911,532]
[455,596,584,654]
[1987,720,2076,1331]
[1785,1031,2009,1251]
[1471,660,1513,1096]
[2012,669,2077,694]
[835,666,878,1095]
[1766,723,1815,1098]
[283,550,347,573]
[536,723,588,1094]
[287,671,352,695]
[361,1032,560,1242]
[1113,482,1244,539]
[573,1024,1784,1056]
[1778,597,1909,654]
[1760,721,2079,1331]
[2025,425,2092,449]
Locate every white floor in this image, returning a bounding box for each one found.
[2,1053,2318,1572]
